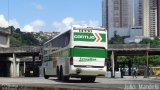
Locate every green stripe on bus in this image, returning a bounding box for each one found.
[73,32,106,42]
[70,48,108,58]
[99,34,106,42]
[74,32,95,42]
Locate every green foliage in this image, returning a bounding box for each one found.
[109,35,125,44]
[151,37,160,45]
[10,36,23,47]
[118,56,146,67]
[118,55,160,67]
[139,38,151,44]
[129,42,137,44]
[10,28,40,47]
[21,33,39,46]
[139,37,160,45]
[149,56,160,67]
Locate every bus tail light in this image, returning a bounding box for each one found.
[70,57,73,65]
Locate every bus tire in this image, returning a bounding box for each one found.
[89,76,96,83]
[43,69,49,79]
[81,76,96,83]
[57,66,61,80]
[60,66,69,81]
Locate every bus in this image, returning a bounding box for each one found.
[42,25,108,82]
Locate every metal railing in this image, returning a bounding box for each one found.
[0,46,41,53]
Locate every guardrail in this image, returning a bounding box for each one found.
[0,44,160,54]
[108,44,160,51]
[0,46,41,53]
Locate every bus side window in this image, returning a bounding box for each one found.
[51,30,70,50]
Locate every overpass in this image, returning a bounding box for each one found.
[0,46,41,77]
[0,46,40,56]
[108,44,160,55]
[108,44,160,77]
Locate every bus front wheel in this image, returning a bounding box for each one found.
[43,69,49,79]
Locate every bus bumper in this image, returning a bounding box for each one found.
[69,66,106,76]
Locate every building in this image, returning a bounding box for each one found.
[143,0,160,38]
[131,0,143,27]
[0,27,11,48]
[143,0,157,37]
[102,0,143,42]
[158,1,160,37]
[102,0,108,30]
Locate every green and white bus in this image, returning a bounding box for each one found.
[42,25,108,82]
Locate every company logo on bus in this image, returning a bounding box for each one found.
[74,32,106,42]
[79,57,96,62]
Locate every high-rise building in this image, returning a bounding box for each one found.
[157,0,160,37]
[102,0,143,42]
[132,0,143,26]
[102,0,108,30]
[143,0,160,37]
[110,0,129,28]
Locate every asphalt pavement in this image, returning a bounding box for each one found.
[0,76,159,90]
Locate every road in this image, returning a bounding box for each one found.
[0,76,160,90]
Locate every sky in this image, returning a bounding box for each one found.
[0,0,102,32]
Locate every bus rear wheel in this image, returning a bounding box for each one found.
[57,67,61,80]
[81,76,96,83]
[60,67,69,81]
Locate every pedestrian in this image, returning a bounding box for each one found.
[120,68,123,78]
[132,68,137,78]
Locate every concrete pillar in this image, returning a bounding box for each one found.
[12,53,17,77]
[146,51,149,77]
[111,51,115,78]
[114,56,118,71]
[7,35,10,47]
[17,61,20,77]
[10,59,13,77]
[24,61,26,74]
[33,55,35,66]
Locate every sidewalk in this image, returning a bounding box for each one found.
[104,76,149,80]
[122,76,160,80]
[123,76,145,79]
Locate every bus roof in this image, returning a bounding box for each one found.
[72,25,106,31]
[43,25,106,45]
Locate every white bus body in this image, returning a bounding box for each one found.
[42,25,108,82]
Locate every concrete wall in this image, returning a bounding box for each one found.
[0,27,11,48]
[0,34,9,47]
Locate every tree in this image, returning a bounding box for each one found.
[109,35,125,44]
[150,37,160,45]
[21,33,39,46]
[10,27,40,47]
[10,36,22,47]
[139,38,151,44]
[139,37,160,45]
